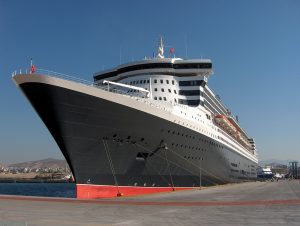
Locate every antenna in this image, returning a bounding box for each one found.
[157,36,164,58]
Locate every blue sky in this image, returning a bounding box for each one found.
[1,0,300,164]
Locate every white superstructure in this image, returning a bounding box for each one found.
[93,38,257,161]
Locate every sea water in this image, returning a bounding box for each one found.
[0,183,75,198]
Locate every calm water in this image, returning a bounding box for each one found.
[0,183,76,198]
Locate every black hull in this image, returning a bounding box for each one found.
[18,81,257,193]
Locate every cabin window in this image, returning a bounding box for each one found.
[168,89,171,93]
[161,88,165,92]
[172,80,175,85]
[154,97,157,100]
[160,79,163,84]
[174,90,177,94]
[179,90,201,96]
[178,99,200,106]
[154,79,157,83]
[154,88,157,91]
[166,80,169,84]
[159,97,162,100]
[163,97,167,101]
[179,80,204,86]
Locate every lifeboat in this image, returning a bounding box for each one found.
[215,115,237,134]
[215,115,252,150]
[236,131,250,148]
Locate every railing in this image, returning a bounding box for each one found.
[12,68,92,86]
[12,68,174,113]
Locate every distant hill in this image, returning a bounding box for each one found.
[259,159,298,166]
[8,158,67,169]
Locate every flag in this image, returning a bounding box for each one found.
[31,65,36,74]
[170,47,175,54]
[30,58,36,74]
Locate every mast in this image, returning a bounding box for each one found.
[157,36,164,58]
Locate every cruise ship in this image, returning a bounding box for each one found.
[12,38,258,198]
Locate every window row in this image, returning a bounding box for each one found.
[178,99,204,106]
[154,88,177,94]
[128,80,149,85]
[153,79,175,85]
[179,80,205,87]
[184,156,204,161]
[94,63,212,81]
[174,63,212,69]
[165,129,225,150]
[179,90,202,96]
[154,96,167,101]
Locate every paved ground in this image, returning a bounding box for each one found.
[0,180,300,226]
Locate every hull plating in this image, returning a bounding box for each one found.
[18,79,257,198]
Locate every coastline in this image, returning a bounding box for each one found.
[0,173,73,183]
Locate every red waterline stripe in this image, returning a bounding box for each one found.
[76,184,191,199]
[1,195,300,207]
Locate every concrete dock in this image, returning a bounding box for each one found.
[0,180,300,226]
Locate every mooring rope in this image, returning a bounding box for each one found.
[102,137,121,196]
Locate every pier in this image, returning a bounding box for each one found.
[1,180,300,225]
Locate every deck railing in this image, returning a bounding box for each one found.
[12,68,174,113]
